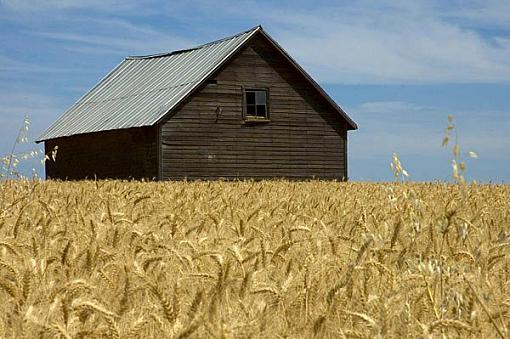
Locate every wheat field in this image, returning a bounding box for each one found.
[0,179,509,338]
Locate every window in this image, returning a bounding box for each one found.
[244,89,268,120]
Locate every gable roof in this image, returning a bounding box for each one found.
[37,26,356,142]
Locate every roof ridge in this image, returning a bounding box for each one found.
[126,25,261,60]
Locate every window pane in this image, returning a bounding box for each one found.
[256,105,266,117]
[246,91,255,105]
[245,90,268,119]
[255,91,266,105]
[246,104,256,116]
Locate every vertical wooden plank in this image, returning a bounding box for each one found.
[44,127,158,180]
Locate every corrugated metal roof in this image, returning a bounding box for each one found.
[37,26,260,141]
[37,25,357,142]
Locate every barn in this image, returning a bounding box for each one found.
[37,26,357,180]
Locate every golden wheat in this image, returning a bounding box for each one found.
[0,179,508,338]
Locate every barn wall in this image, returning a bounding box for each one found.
[44,127,158,180]
[160,33,348,180]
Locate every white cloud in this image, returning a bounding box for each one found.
[270,11,510,84]
[356,101,424,114]
[200,0,510,84]
[33,31,191,55]
[0,55,52,73]
[0,0,154,12]
[5,0,510,84]
[349,100,510,159]
[0,55,101,73]
[440,0,510,29]
[28,18,195,55]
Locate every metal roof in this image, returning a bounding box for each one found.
[37,25,356,142]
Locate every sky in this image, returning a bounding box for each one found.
[0,0,509,182]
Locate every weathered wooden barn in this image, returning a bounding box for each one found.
[37,26,357,180]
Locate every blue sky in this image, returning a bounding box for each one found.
[1,0,509,182]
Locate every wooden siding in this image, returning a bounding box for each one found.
[160,33,348,180]
[45,127,158,180]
